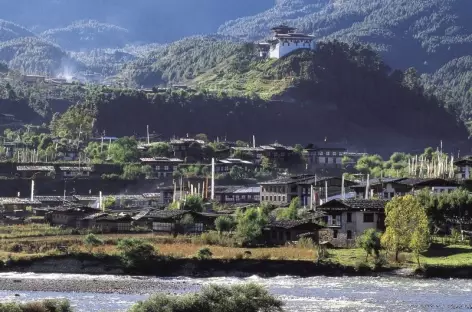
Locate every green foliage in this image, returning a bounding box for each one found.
[122,164,143,180]
[356,229,382,261]
[108,137,139,163]
[128,283,284,312]
[277,197,300,221]
[236,207,268,245]
[147,142,171,158]
[382,195,430,264]
[49,104,95,140]
[103,196,116,209]
[229,165,246,181]
[0,299,72,312]
[214,216,236,234]
[117,238,157,271]
[196,247,213,260]
[183,195,203,212]
[83,233,103,252]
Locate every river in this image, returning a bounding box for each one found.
[0,273,472,311]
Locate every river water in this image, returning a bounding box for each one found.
[0,274,472,311]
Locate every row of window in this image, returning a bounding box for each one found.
[329,213,375,224]
[261,195,286,202]
[154,165,174,171]
[314,151,345,156]
[262,186,287,193]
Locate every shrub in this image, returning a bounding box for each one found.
[117,238,158,272]
[214,216,235,234]
[83,233,103,252]
[0,299,73,312]
[196,247,213,260]
[357,229,382,261]
[128,283,284,312]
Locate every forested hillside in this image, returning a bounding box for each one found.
[0,20,35,41]
[40,20,131,50]
[0,37,83,75]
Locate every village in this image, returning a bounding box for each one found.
[0,130,470,251]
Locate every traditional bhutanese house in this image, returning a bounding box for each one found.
[317,199,389,247]
[398,178,460,194]
[259,25,315,59]
[16,165,55,178]
[0,216,24,225]
[73,195,100,208]
[304,143,347,170]
[170,138,205,162]
[93,214,133,233]
[146,210,218,234]
[0,197,41,213]
[48,206,100,227]
[230,147,264,164]
[140,157,183,178]
[214,186,260,204]
[215,158,255,174]
[454,156,472,180]
[59,166,93,178]
[263,220,324,245]
[260,175,355,207]
[113,195,149,209]
[142,193,161,207]
[350,178,409,199]
[259,143,295,168]
[76,212,109,229]
[35,196,75,208]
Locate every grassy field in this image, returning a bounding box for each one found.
[0,225,471,268]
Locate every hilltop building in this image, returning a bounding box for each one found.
[258,25,316,59]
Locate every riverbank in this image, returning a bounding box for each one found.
[2,253,472,280]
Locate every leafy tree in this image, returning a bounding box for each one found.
[236,207,268,245]
[229,165,246,181]
[183,195,203,212]
[128,283,284,312]
[122,164,143,180]
[277,197,300,221]
[382,195,430,263]
[261,156,275,172]
[235,140,249,147]
[108,137,139,163]
[49,104,95,140]
[355,154,384,176]
[141,165,154,179]
[147,142,171,158]
[215,216,236,234]
[103,196,116,209]
[356,229,382,261]
[83,233,103,252]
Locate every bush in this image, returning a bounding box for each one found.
[0,299,72,312]
[83,233,103,252]
[214,216,235,233]
[128,283,284,312]
[356,229,382,261]
[117,238,158,272]
[196,247,213,260]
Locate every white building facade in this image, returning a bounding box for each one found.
[258,25,316,59]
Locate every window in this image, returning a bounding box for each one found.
[282,196,286,202]
[347,230,352,240]
[270,196,273,201]
[363,213,374,223]
[383,192,389,199]
[164,166,169,171]
[278,196,281,201]
[347,213,352,223]
[153,222,174,232]
[333,230,338,239]
[156,166,161,170]
[326,151,330,156]
[319,152,324,156]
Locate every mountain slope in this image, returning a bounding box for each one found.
[41,20,131,50]
[218,0,472,72]
[0,37,82,75]
[0,19,35,42]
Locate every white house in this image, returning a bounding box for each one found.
[258,25,316,59]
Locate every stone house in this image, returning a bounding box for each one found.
[0,197,41,213]
[48,206,100,227]
[317,199,389,247]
